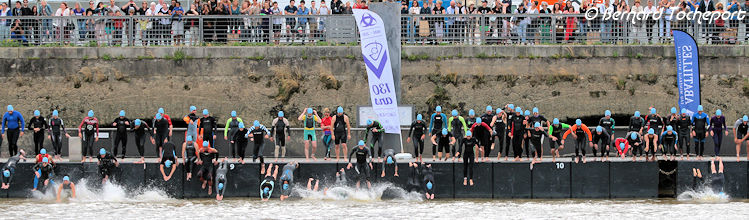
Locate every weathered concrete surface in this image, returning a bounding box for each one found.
[0,45,747,155]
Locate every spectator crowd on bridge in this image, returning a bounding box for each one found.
[0,0,747,45]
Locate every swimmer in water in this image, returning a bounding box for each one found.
[260,164,279,201]
[55,176,76,202]
[692,167,704,190]
[710,157,725,194]
[348,140,373,190]
[159,142,179,181]
[97,148,119,184]
[405,162,422,193]
[307,177,320,192]
[381,148,399,177]
[215,157,229,200]
[279,161,299,201]
[1,149,26,189]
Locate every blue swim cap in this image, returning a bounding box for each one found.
[697,105,703,111]
[634,111,641,117]
[524,110,530,116]
[155,113,163,120]
[337,107,344,114]
[534,122,541,128]
[120,110,126,117]
[254,120,260,127]
[40,148,46,154]
[88,110,94,117]
[532,107,539,114]
[716,109,722,116]
[52,110,59,116]
[367,119,373,125]
[486,106,493,112]
[158,108,165,114]
[619,142,625,150]
[203,109,209,115]
[681,109,688,114]
[190,106,196,112]
[648,128,655,135]
[358,140,365,146]
[667,125,673,131]
[42,157,49,163]
[164,160,173,168]
[468,109,475,116]
[6,105,12,111]
[34,110,40,116]
[134,119,141,126]
[466,131,472,137]
[63,176,70,181]
[238,122,245,129]
[515,107,522,113]
[278,111,284,117]
[575,119,582,126]
[231,111,237,117]
[100,148,106,155]
[451,110,458,117]
[186,136,193,142]
[426,182,433,190]
[631,132,638,140]
[435,106,442,112]
[605,110,611,116]
[307,108,313,114]
[476,117,482,124]
[283,183,289,190]
[596,126,603,133]
[671,107,677,114]
[650,108,656,115]
[203,141,210,147]
[217,183,224,190]
[442,128,448,135]
[387,157,394,164]
[508,104,514,110]
[417,114,423,121]
[553,118,559,125]
[3,170,10,178]
[743,115,748,121]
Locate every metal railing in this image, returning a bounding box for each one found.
[0,14,746,46]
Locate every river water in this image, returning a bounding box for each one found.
[1,179,748,219]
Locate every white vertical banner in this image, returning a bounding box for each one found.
[353,9,400,134]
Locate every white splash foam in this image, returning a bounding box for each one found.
[31,178,173,203]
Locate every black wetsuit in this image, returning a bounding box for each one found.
[549,124,565,149]
[480,113,495,156]
[28,116,48,155]
[661,131,678,156]
[450,117,466,156]
[131,123,152,157]
[423,165,434,195]
[645,134,658,157]
[529,128,547,157]
[504,111,515,157]
[226,118,241,158]
[98,152,117,179]
[111,117,131,157]
[494,112,507,157]
[349,146,371,182]
[510,113,525,158]
[406,165,423,193]
[365,121,385,157]
[198,150,218,185]
[629,116,645,133]
[676,115,692,155]
[408,120,427,157]
[153,118,170,155]
[460,137,478,179]
[523,117,533,158]
[692,114,709,157]
[710,173,724,193]
[215,160,228,196]
[592,130,611,157]
[232,129,249,160]
[249,125,269,165]
[436,133,453,155]
[161,142,177,165]
[184,141,198,175]
[333,114,348,145]
[627,132,643,157]
[1,154,21,185]
[33,163,54,190]
[199,116,217,147]
[48,117,66,156]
